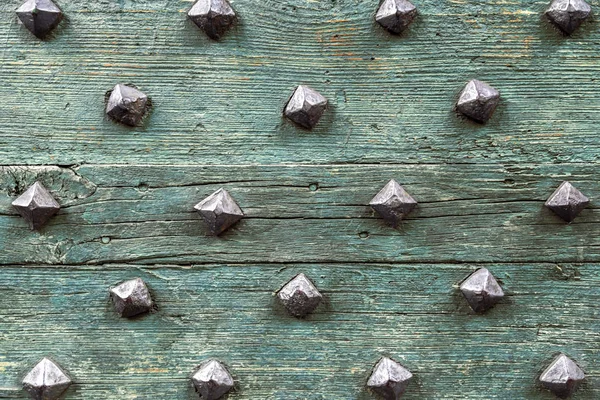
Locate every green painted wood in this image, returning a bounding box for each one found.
[0,263,599,399]
[0,0,600,165]
[0,0,599,399]
[0,164,598,265]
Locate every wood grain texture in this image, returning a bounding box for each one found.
[0,164,598,265]
[0,263,599,399]
[0,0,600,165]
[0,0,599,399]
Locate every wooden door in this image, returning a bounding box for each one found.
[0,0,598,399]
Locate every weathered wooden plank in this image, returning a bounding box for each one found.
[0,163,598,265]
[0,1,599,165]
[0,263,598,399]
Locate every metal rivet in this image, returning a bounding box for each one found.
[545,181,589,222]
[191,360,234,400]
[456,79,500,123]
[22,357,72,400]
[375,0,417,34]
[194,188,244,235]
[545,0,591,35]
[540,354,585,398]
[369,179,417,228]
[284,85,328,130]
[109,278,153,318]
[16,0,63,39]
[12,181,60,230]
[460,268,504,313]
[188,0,237,40]
[106,84,149,127]
[367,357,413,400]
[277,273,323,318]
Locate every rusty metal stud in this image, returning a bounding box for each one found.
[16,0,63,39]
[277,273,322,317]
[460,268,504,313]
[191,359,234,400]
[12,181,60,230]
[106,84,148,127]
[284,85,328,129]
[545,181,589,223]
[188,0,236,40]
[109,278,153,318]
[545,0,591,35]
[375,0,417,34]
[367,357,413,400]
[369,179,417,228]
[194,188,244,235]
[456,79,500,123]
[22,358,71,400]
[540,354,585,398]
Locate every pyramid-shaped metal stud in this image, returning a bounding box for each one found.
[106,84,148,127]
[545,181,589,223]
[375,0,417,34]
[191,359,234,400]
[12,181,60,230]
[545,0,591,35]
[284,85,328,129]
[16,0,63,39]
[194,188,244,235]
[22,357,71,400]
[369,179,417,228]
[188,0,237,40]
[460,268,504,313]
[277,273,323,317]
[367,357,413,400]
[540,354,585,398]
[456,79,500,123]
[109,278,153,318]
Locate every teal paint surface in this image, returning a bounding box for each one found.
[0,0,598,399]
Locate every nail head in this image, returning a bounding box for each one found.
[22,358,71,400]
[277,273,323,317]
[12,181,60,230]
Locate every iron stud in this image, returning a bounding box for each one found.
[109,277,153,318]
[540,354,585,398]
[284,85,328,129]
[375,0,417,34]
[16,0,63,39]
[194,188,244,235]
[367,357,413,400]
[369,179,417,228]
[456,79,500,123]
[188,0,236,40]
[277,273,323,317]
[191,359,234,400]
[106,84,148,127]
[12,181,60,230]
[22,358,71,400]
[460,268,504,313]
[545,181,589,222]
[546,0,591,35]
